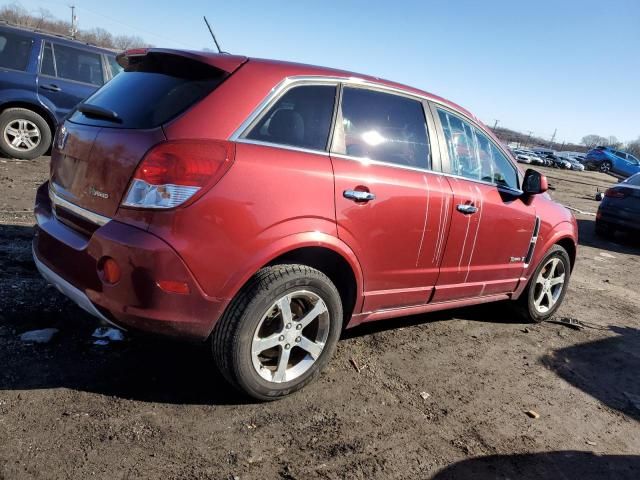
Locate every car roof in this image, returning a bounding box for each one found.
[0,22,117,54]
[140,49,480,125]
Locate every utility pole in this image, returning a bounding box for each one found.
[549,128,557,148]
[69,5,77,39]
[526,131,533,147]
[492,119,499,130]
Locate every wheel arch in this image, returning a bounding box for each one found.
[0,100,57,142]
[211,232,365,335]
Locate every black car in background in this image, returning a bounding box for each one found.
[0,23,121,159]
[596,172,640,237]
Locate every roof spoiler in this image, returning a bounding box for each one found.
[116,48,248,74]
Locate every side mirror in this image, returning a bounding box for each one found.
[523,169,548,195]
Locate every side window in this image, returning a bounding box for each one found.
[615,151,627,160]
[245,84,336,151]
[438,109,518,189]
[107,55,123,78]
[0,30,33,71]
[335,87,430,169]
[437,109,477,178]
[52,44,104,85]
[40,42,55,76]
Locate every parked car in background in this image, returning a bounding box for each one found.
[33,49,578,400]
[0,23,122,159]
[596,172,640,237]
[584,146,640,177]
[556,152,585,171]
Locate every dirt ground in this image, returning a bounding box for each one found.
[1,157,639,479]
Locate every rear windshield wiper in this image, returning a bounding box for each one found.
[77,104,122,123]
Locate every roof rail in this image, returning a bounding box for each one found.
[0,19,110,50]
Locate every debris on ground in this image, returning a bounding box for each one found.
[525,410,540,419]
[19,328,59,344]
[93,339,110,346]
[549,317,583,330]
[420,392,431,400]
[586,440,597,446]
[92,327,124,342]
[349,357,367,373]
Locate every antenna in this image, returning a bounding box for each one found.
[203,16,222,53]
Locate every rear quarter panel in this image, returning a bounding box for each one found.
[146,143,360,307]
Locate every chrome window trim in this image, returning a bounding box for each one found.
[229,75,484,143]
[235,138,330,157]
[49,184,111,227]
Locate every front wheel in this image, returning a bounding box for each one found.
[516,245,571,323]
[212,265,343,400]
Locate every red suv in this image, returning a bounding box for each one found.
[33,49,578,400]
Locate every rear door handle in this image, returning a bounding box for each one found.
[40,84,61,92]
[343,189,376,202]
[456,204,478,214]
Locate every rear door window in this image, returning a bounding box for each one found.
[40,42,55,76]
[0,30,33,71]
[70,52,227,129]
[334,87,430,169]
[52,43,104,85]
[244,85,337,151]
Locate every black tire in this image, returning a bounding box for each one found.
[212,265,343,401]
[0,108,52,160]
[599,160,612,173]
[515,245,571,323]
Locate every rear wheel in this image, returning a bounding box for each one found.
[212,265,343,400]
[599,160,612,173]
[516,245,571,323]
[0,108,51,160]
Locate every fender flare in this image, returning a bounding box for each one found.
[513,220,577,299]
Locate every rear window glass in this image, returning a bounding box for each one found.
[69,53,226,129]
[0,30,33,71]
[625,174,640,186]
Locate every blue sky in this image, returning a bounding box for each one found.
[12,0,640,144]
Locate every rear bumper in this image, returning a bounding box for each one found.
[33,182,225,340]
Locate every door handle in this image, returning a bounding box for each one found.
[343,189,376,202]
[456,204,478,214]
[40,84,61,92]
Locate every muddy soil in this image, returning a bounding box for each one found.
[1,157,639,479]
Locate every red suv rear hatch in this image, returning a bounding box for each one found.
[50,50,247,220]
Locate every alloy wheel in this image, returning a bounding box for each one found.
[3,119,41,152]
[251,290,330,383]
[533,257,566,314]
[600,161,612,173]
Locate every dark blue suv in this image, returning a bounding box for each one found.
[0,23,121,159]
[585,146,640,178]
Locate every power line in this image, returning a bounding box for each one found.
[37,0,195,48]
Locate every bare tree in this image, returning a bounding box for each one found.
[0,3,151,49]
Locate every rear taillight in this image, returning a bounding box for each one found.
[604,188,628,199]
[122,140,234,209]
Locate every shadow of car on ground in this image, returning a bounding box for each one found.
[430,451,640,480]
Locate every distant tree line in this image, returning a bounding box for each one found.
[0,2,151,50]
[491,126,640,157]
